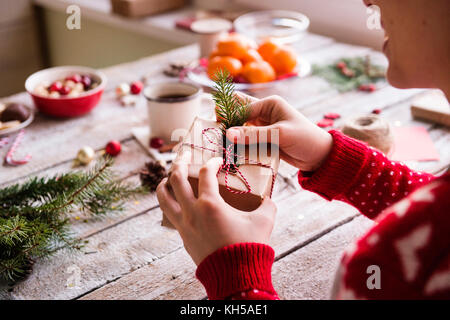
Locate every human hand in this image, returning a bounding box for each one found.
[156,157,277,266]
[227,93,333,172]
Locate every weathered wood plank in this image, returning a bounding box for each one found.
[2,207,183,300]
[0,172,289,300]
[0,138,160,239]
[1,40,374,184]
[80,185,362,300]
[1,31,447,301]
[272,215,374,300]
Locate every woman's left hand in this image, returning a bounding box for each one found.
[156,157,277,265]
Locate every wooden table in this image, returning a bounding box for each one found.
[1,33,448,300]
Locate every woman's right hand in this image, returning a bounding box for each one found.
[227,94,333,172]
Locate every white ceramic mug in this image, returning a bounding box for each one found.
[144,82,203,143]
[191,18,232,58]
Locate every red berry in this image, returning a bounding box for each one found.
[341,67,355,77]
[324,112,341,120]
[49,81,63,92]
[66,74,82,83]
[81,75,92,90]
[59,86,71,95]
[105,140,121,156]
[372,108,382,114]
[359,84,377,92]
[130,81,143,95]
[199,58,209,67]
[336,61,346,69]
[150,137,164,149]
[317,119,334,128]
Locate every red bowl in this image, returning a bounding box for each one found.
[25,66,107,118]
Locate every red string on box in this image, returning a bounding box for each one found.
[5,129,32,166]
[183,127,276,196]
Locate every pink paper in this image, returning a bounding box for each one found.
[389,126,439,161]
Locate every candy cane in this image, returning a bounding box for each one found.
[5,129,32,166]
[0,137,10,149]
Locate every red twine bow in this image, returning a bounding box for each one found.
[4,129,32,166]
[183,127,276,196]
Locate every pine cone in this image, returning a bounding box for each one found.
[140,161,168,191]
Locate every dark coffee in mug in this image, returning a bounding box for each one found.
[157,93,190,99]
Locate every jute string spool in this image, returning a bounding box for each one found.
[341,115,393,154]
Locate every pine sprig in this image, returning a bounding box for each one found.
[0,157,145,284]
[213,70,250,133]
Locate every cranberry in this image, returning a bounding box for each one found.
[49,81,63,92]
[324,112,341,120]
[150,137,164,149]
[81,75,92,90]
[359,84,376,92]
[66,74,82,83]
[372,108,382,114]
[341,67,355,77]
[130,81,143,95]
[105,140,121,156]
[59,86,71,95]
[317,119,334,128]
[336,61,346,69]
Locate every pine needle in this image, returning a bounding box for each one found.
[312,56,386,92]
[212,70,250,133]
[0,156,145,284]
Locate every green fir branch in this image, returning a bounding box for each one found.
[312,56,386,92]
[213,69,250,133]
[0,156,144,284]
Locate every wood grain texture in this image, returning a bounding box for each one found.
[80,186,361,300]
[272,216,374,300]
[1,32,448,300]
[0,171,288,300]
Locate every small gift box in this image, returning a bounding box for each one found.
[162,117,280,228]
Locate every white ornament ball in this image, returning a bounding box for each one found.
[115,83,130,97]
[77,146,95,165]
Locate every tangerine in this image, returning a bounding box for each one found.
[209,50,221,60]
[216,33,253,59]
[207,56,243,80]
[242,61,276,83]
[269,47,298,75]
[240,49,263,64]
[257,39,282,62]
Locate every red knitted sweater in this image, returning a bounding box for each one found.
[195,130,450,300]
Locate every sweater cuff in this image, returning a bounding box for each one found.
[298,130,369,200]
[196,243,276,300]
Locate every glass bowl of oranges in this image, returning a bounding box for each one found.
[187,32,311,90]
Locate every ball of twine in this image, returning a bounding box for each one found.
[341,115,393,154]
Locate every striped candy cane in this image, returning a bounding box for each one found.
[5,129,32,166]
[0,137,10,149]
